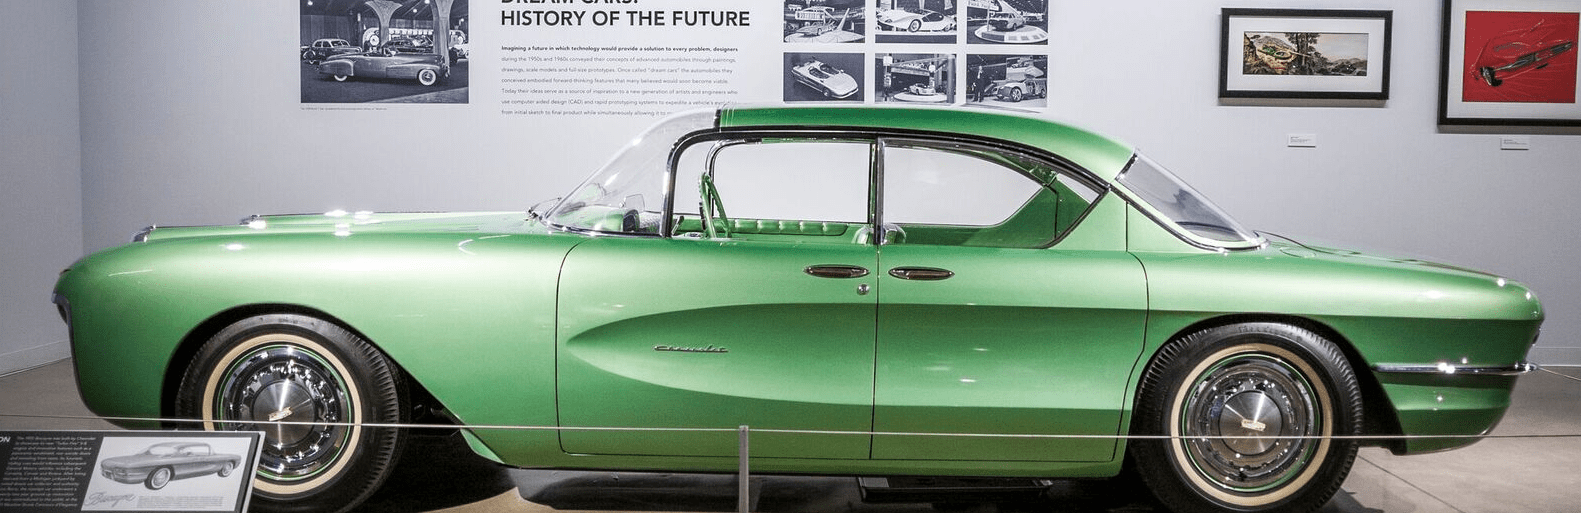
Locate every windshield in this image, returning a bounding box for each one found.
[543,110,718,234]
[1117,153,1261,248]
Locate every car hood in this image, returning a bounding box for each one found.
[1262,232,1500,278]
[137,211,544,242]
[1252,232,1543,321]
[823,74,859,95]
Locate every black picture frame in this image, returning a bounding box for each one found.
[1439,0,1581,126]
[1220,8,1393,100]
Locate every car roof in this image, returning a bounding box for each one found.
[715,105,1136,182]
[148,441,207,449]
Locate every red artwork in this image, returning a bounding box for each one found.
[1462,11,1578,103]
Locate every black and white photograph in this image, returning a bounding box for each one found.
[783,0,866,43]
[300,0,470,104]
[81,433,260,512]
[966,0,1049,44]
[966,54,1047,107]
[1220,8,1392,99]
[876,53,957,103]
[875,0,959,44]
[784,52,865,102]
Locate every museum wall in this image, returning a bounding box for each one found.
[0,0,82,375]
[62,0,1581,364]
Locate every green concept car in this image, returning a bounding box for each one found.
[53,106,1543,513]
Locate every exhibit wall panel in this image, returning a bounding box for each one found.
[73,0,1581,364]
[1,0,82,374]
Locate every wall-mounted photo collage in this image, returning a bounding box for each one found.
[782,0,1052,109]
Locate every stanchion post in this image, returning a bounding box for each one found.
[738,425,750,513]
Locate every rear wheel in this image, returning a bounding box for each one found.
[177,314,407,513]
[1130,323,1361,513]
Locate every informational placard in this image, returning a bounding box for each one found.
[0,431,262,513]
[496,0,766,117]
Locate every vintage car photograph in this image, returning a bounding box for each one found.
[318,52,449,86]
[783,0,865,43]
[53,106,1542,513]
[299,38,359,64]
[966,0,1049,44]
[98,442,243,491]
[790,58,860,99]
[876,8,955,32]
[970,55,1048,105]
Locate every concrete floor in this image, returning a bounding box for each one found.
[2,360,1577,512]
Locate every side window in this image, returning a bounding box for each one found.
[882,140,1099,248]
[672,139,872,242]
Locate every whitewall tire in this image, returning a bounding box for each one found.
[177,314,407,513]
[1130,322,1362,513]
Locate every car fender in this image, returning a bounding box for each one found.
[319,60,354,76]
[385,63,442,81]
[55,224,581,460]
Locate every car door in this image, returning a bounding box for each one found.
[556,137,880,459]
[870,139,1148,462]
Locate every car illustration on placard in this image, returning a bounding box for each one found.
[791,59,860,98]
[99,442,242,491]
[318,52,448,86]
[54,106,1543,513]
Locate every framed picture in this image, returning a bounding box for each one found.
[1440,0,1581,125]
[1220,9,1393,99]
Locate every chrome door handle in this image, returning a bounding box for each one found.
[888,267,954,281]
[805,264,870,279]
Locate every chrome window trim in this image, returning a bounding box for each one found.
[1111,154,1266,252]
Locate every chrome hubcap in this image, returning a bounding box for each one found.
[217,343,351,481]
[1182,354,1318,491]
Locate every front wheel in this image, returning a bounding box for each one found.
[331,74,348,82]
[417,68,438,86]
[1130,323,1362,513]
[145,467,172,490]
[177,314,408,513]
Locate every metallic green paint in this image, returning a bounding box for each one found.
[555,237,877,459]
[872,244,1145,462]
[58,213,577,447]
[54,106,1542,491]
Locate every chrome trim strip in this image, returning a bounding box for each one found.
[1373,362,1537,376]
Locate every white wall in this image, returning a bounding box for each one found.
[1,0,82,374]
[67,0,1580,364]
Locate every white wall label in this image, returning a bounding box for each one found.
[1500,136,1531,151]
[1287,134,1318,148]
